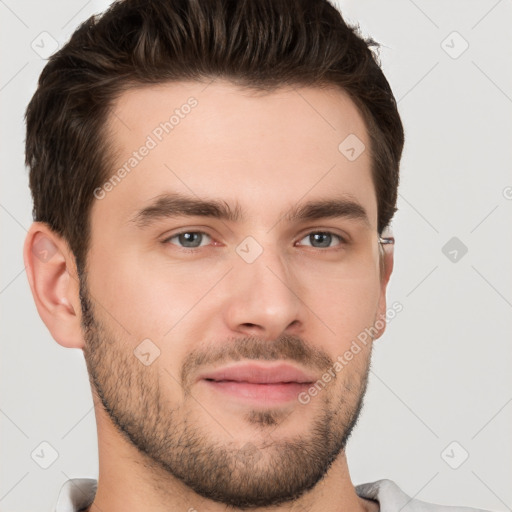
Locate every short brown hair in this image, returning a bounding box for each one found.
[25,0,404,274]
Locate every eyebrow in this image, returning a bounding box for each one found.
[129,192,371,229]
[130,193,242,227]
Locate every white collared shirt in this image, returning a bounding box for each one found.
[54,478,493,512]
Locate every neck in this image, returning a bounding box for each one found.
[84,407,378,512]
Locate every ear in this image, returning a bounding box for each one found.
[23,222,84,349]
[372,241,394,341]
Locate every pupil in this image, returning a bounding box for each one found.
[179,232,201,247]
[311,232,331,248]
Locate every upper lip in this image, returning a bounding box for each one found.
[198,362,316,384]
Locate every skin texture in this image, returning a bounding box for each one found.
[24,80,393,512]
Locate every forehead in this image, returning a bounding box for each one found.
[93,79,377,231]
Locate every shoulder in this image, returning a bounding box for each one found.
[54,478,97,512]
[355,479,495,512]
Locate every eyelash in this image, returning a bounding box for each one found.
[161,230,348,251]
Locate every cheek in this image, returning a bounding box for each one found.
[297,258,381,350]
[87,247,227,340]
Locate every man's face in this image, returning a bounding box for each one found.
[81,80,389,507]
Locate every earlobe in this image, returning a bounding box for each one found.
[23,223,84,349]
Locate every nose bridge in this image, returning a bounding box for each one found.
[222,237,305,337]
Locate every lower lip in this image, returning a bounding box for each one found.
[202,380,311,404]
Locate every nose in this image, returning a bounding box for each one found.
[221,246,305,340]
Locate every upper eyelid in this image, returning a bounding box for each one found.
[162,228,213,240]
[301,229,347,239]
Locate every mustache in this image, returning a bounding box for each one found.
[179,333,334,390]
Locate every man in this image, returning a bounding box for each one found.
[23,0,491,511]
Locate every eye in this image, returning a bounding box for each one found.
[164,231,212,248]
[297,231,346,249]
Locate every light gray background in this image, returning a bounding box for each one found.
[1,0,511,511]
